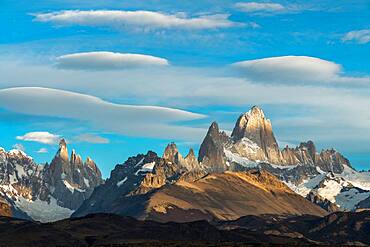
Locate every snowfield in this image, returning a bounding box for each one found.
[15,197,74,223]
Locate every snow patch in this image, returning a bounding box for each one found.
[63,180,75,193]
[335,188,370,210]
[317,179,345,203]
[9,149,32,159]
[269,163,299,170]
[63,180,85,193]
[134,158,145,167]
[224,149,258,168]
[83,177,90,187]
[286,173,326,197]
[135,161,156,175]
[237,138,261,154]
[141,162,155,172]
[15,164,26,178]
[288,167,370,210]
[15,197,74,223]
[116,177,128,187]
[339,164,370,190]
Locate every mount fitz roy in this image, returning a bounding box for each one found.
[74,106,370,221]
[0,139,102,222]
[1,106,370,223]
[198,106,370,212]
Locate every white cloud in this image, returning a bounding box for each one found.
[342,29,370,44]
[12,143,25,152]
[75,133,110,144]
[1,87,206,141]
[16,131,61,145]
[235,2,307,15]
[33,10,241,30]
[232,56,370,85]
[0,59,370,151]
[37,148,48,153]
[56,52,169,70]
[235,2,285,13]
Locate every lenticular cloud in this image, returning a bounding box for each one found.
[56,52,169,70]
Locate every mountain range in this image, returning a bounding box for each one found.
[73,106,370,221]
[0,140,102,222]
[0,106,370,245]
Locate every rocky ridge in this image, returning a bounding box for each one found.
[74,143,206,217]
[73,136,327,221]
[0,139,103,222]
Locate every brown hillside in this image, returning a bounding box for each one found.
[112,170,327,222]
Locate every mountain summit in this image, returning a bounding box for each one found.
[196,106,370,211]
[231,106,284,164]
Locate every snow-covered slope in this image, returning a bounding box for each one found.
[287,166,370,211]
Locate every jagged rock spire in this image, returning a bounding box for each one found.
[198,121,228,172]
[231,106,284,164]
[70,149,83,166]
[59,138,67,148]
[162,143,200,171]
[56,138,69,161]
[184,148,199,171]
[85,157,102,177]
[231,106,275,144]
[186,148,195,159]
[163,142,181,163]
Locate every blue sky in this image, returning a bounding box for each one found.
[1,0,369,177]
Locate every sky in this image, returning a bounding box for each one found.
[0,0,369,177]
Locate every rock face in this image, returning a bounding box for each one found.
[198,122,229,172]
[231,106,284,164]
[0,140,103,222]
[281,141,351,173]
[306,192,340,213]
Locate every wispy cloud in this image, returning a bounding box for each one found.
[74,133,110,144]
[342,29,370,44]
[235,2,285,13]
[16,131,61,145]
[12,143,25,152]
[235,2,305,15]
[56,52,169,70]
[33,10,242,31]
[37,147,48,153]
[0,87,206,141]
